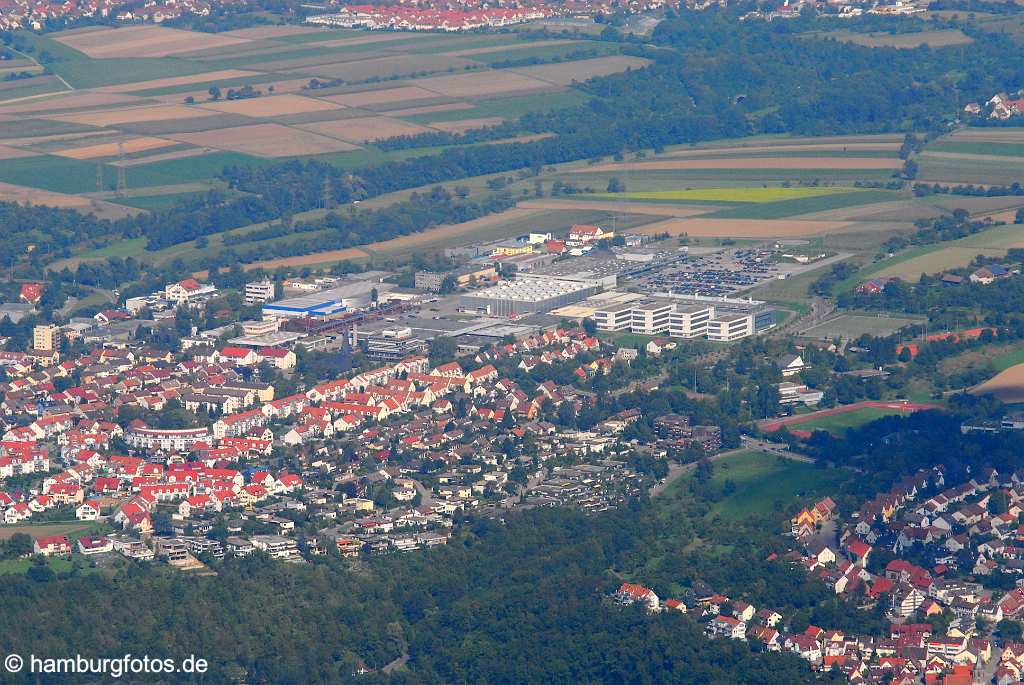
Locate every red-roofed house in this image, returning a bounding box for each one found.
[615,582,660,611]
[19,282,43,304]
[34,534,71,556]
[216,347,259,366]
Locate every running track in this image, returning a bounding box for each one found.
[758,400,942,433]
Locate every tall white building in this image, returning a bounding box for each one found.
[245,280,276,305]
[668,304,715,339]
[33,324,60,351]
[706,313,754,342]
[630,300,673,335]
[593,301,636,332]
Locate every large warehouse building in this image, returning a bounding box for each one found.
[460,278,600,317]
[263,283,393,319]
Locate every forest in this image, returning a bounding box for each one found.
[0,499,853,685]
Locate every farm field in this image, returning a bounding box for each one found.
[574,157,902,173]
[799,313,924,339]
[971,363,1024,403]
[594,186,864,203]
[851,222,1024,284]
[915,131,1024,184]
[634,217,857,238]
[808,29,972,49]
[236,206,664,270]
[0,25,646,215]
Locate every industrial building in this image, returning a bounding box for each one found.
[460,278,600,317]
[361,327,427,362]
[592,301,635,332]
[590,295,770,341]
[415,265,497,292]
[263,282,393,319]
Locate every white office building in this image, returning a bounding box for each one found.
[707,313,755,342]
[593,301,636,332]
[630,300,673,335]
[668,304,715,339]
[245,280,276,305]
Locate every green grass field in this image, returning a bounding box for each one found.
[800,313,923,339]
[112,191,211,211]
[0,519,108,542]
[917,155,1024,185]
[794,406,909,434]
[0,557,75,576]
[993,346,1024,372]
[674,451,849,520]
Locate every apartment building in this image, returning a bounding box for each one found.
[33,324,60,351]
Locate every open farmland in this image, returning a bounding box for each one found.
[169,123,362,156]
[635,217,858,238]
[597,186,866,203]
[576,157,902,173]
[296,116,434,143]
[0,24,649,216]
[53,25,251,59]
[808,29,972,49]
[0,181,140,219]
[53,136,177,160]
[519,198,717,217]
[95,70,263,93]
[971,363,1024,403]
[509,56,651,85]
[854,222,1024,283]
[195,94,343,117]
[664,142,902,156]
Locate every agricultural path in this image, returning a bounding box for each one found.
[4,45,74,99]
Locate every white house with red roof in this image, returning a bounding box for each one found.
[76,499,101,520]
[615,582,660,612]
[34,534,71,556]
[568,224,613,246]
[216,347,259,367]
[165,278,216,306]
